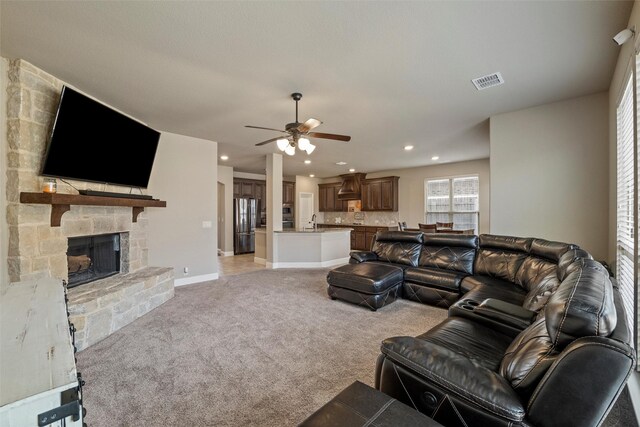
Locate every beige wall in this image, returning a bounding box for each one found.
[217,165,234,255]
[490,91,609,260]
[1,58,8,286]
[147,132,218,283]
[364,159,491,233]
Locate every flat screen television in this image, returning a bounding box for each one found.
[41,86,160,188]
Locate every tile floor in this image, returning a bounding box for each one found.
[218,253,265,277]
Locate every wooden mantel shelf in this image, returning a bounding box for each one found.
[20,192,167,227]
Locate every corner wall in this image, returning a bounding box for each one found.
[490,91,609,260]
[146,132,218,285]
[217,165,234,255]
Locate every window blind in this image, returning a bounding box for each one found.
[616,71,635,347]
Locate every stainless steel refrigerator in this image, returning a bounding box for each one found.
[234,198,258,254]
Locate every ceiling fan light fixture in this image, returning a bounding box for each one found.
[298,137,311,151]
[276,138,290,151]
[284,144,296,156]
[305,143,316,154]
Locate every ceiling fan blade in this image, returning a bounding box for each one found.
[255,136,286,146]
[307,132,351,142]
[245,125,288,133]
[297,118,322,133]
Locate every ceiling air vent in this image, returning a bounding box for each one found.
[471,72,504,90]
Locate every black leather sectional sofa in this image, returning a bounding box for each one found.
[326,231,636,426]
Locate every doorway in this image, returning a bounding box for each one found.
[217,182,225,254]
[299,192,314,228]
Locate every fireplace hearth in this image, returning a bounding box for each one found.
[67,233,121,288]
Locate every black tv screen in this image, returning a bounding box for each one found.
[42,86,160,188]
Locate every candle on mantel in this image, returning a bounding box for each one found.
[42,178,57,194]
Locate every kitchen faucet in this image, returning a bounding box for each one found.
[311,213,317,231]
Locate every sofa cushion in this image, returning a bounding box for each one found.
[461,276,527,306]
[529,239,575,262]
[327,263,404,294]
[414,317,513,370]
[545,259,617,348]
[499,319,557,398]
[404,267,466,292]
[515,257,561,312]
[419,235,477,274]
[557,248,593,281]
[371,231,423,267]
[474,249,528,284]
[479,234,533,253]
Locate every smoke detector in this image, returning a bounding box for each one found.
[471,72,504,90]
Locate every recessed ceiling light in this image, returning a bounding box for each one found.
[404,145,414,151]
[309,174,315,178]
[349,168,355,172]
[432,156,439,160]
[220,155,229,161]
[336,161,347,166]
[304,160,311,164]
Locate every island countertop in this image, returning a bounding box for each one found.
[274,228,351,233]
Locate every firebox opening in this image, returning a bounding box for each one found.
[67,233,121,288]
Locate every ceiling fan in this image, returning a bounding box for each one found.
[247,92,351,155]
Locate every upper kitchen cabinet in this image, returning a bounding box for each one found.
[283,181,295,205]
[361,176,399,211]
[319,183,347,212]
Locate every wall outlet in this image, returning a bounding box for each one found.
[202,221,212,228]
[183,267,189,275]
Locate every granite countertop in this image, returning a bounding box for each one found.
[274,228,352,233]
[317,223,398,228]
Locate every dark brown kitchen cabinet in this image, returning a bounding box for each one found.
[254,182,265,201]
[361,176,399,211]
[241,182,254,198]
[233,182,242,199]
[283,181,295,205]
[315,224,397,250]
[318,182,348,212]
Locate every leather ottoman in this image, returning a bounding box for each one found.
[299,381,443,427]
[327,263,404,311]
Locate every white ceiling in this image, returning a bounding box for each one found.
[1,1,633,178]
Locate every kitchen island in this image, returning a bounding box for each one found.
[254,228,351,268]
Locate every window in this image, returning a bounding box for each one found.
[616,68,636,350]
[425,176,479,233]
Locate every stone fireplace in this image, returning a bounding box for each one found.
[5,59,174,350]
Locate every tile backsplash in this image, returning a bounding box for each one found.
[323,211,399,226]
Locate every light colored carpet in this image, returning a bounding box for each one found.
[77,268,448,426]
[77,268,637,427]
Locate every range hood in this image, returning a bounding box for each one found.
[338,173,366,200]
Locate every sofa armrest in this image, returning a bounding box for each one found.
[527,336,635,427]
[381,336,525,421]
[350,251,378,263]
[474,299,536,330]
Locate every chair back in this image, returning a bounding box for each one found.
[418,223,437,233]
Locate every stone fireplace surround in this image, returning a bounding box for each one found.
[6,59,174,350]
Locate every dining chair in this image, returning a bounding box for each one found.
[418,223,437,233]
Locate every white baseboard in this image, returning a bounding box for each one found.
[174,273,219,287]
[267,257,349,269]
[217,250,234,257]
[626,371,640,424]
[254,257,266,265]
